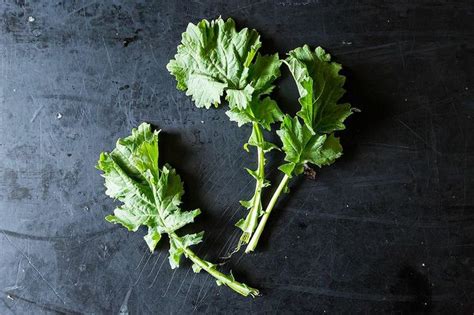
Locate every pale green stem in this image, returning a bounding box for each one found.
[238,123,265,247]
[166,232,259,297]
[150,181,258,297]
[245,174,290,253]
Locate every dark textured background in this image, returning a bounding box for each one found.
[1,0,473,314]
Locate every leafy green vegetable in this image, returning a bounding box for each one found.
[97,123,259,297]
[167,17,283,251]
[245,46,353,253]
[167,17,280,111]
[285,45,352,135]
[276,116,342,177]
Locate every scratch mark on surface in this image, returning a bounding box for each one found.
[146,252,162,278]
[271,283,451,302]
[194,280,213,312]
[218,230,240,257]
[118,287,132,315]
[0,298,15,315]
[175,260,193,297]
[102,36,114,73]
[1,231,65,305]
[0,227,118,242]
[149,44,160,67]
[135,247,148,270]
[162,268,177,297]
[30,104,44,123]
[192,277,211,311]
[228,0,269,13]
[148,255,167,288]
[179,273,199,311]
[67,1,98,16]
[48,132,60,154]
[362,142,414,151]
[234,251,246,266]
[283,209,472,229]
[133,251,153,286]
[338,42,398,56]
[1,292,81,314]
[175,245,207,300]
[397,119,441,155]
[398,42,406,69]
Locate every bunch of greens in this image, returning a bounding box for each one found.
[98,17,354,299]
[167,17,283,250]
[246,45,353,252]
[167,18,353,253]
[97,123,259,297]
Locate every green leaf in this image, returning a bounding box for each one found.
[181,231,204,247]
[167,17,261,109]
[286,45,352,134]
[98,123,160,183]
[277,45,352,176]
[249,53,282,95]
[245,120,280,151]
[276,116,328,176]
[192,260,216,274]
[144,227,162,251]
[98,123,260,297]
[169,232,204,268]
[235,196,262,230]
[98,122,203,262]
[244,168,259,180]
[227,97,283,132]
[278,163,296,178]
[168,17,282,127]
[105,206,147,232]
[169,238,185,269]
[186,74,227,108]
[312,133,343,167]
[226,85,254,109]
[239,199,252,209]
[192,263,202,273]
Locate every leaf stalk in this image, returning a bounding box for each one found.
[245,174,290,253]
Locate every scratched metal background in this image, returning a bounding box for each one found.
[1,0,473,314]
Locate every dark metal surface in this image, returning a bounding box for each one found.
[1,1,473,313]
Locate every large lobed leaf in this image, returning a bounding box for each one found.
[277,116,342,177]
[167,17,283,128]
[286,45,352,134]
[278,46,351,177]
[97,123,202,267]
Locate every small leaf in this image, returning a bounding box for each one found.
[163,209,201,232]
[169,239,184,269]
[278,163,295,178]
[192,263,202,273]
[181,231,205,248]
[277,116,331,176]
[249,53,282,95]
[239,200,252,209]
[245,168,259,180]
[226,85,254,109]
[186,74,227,109]
[105,205,148,232]
[144,227,162,252]
[311,133,343,167]
[226,97,283,130]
